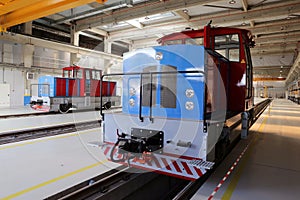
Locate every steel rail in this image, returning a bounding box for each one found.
[45,99,272,200]
[0,120,102,145]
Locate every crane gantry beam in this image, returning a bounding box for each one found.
[0,0,107,32]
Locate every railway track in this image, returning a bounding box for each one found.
[0,99,268,199]
[46,166,189,200]
[43,99,272,200]
[0,106,124,145]
[0,111,53,119]
[0,120,101,145]
[0,106,122,119]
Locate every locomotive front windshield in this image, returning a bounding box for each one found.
[164,39,182,45]
[185,38,204,45]
[141,66,177,109]
[163,37,204,46]
[214,34,240,62]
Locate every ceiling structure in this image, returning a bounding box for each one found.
[0,0,107,31]
[8,0,300,84]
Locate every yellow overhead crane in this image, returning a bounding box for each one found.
[0,0,107,32]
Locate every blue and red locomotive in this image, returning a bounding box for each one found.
[31,66,120,112]
[100,25,256,180]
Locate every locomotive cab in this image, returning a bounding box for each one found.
[160,25,255,116]
[101,25,255,180]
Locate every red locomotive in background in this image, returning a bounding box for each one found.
[30,65,120,113]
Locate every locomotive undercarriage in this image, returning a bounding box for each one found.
[101,98,271,181]
[30,96,121,113]
[102,113,215,180]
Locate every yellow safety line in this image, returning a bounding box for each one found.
[1,159,109,200]
[0,128,99,151]
[221,116,268,200]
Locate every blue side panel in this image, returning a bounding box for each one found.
[66,79,69,97]
[54,77,57,96]
[122,45,206,121]
[77,80,80,96]
[38,76,55,97]
[154,45,205,71]
[24,96,31,105]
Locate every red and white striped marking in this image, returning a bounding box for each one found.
[31,105,50,112]
[207,144,250,200]
[101,145,212,181]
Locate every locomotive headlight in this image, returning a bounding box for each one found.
[185,101,194,110]
[185,89,195,98]
[155,52,163,60]
[129,87,136,96]
[129,98,135,107]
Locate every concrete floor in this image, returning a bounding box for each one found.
[0,106,121,199]
[0,109,101,134]
[0,128,120,200]
[1,98,299,199]
[192,99,300,200]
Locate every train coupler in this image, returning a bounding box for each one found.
[117,128,164,155]
[132,152,153,165]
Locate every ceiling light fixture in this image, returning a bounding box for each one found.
[229,0,236,4]
[183,9,188,13]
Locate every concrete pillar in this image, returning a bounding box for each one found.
[24,21,32,35]
[285,90,289,99]
[70,53,81,66]
[70,25,80,65]
[104,37,112,74]
[23,44,34,68]
[70,25,79,46]
[23,43,34,96]
[24,71,30,96]
[104,37,112,54]
[128,41,133,51]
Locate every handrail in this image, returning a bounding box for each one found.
[139,74,144,122]
[100,70,205,120]
[149,73,154,123]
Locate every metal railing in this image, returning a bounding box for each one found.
[100,70,205,122]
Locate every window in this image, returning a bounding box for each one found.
[85,70,90,80]
[141,65,177,108]
[215,34,240,62]
[164,39,183,45]
[228,48,239,62]
[160,66,177,108]
[41,84,49,96]
[63,70,69,78]
[185,38,204,45]
[74,70,83,79]
[92,70,101,80]
[69,70,74,78]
